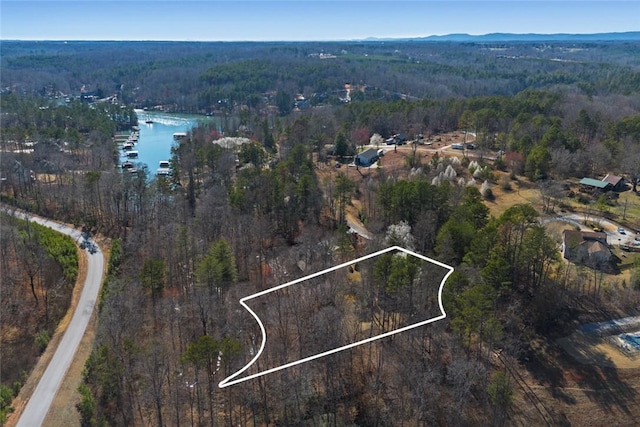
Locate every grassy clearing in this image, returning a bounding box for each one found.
[483,173,541,218]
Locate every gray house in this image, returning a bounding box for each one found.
[355,148,379,167]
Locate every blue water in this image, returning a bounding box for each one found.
[120,110,204,177]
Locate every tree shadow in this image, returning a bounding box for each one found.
[523,328,639,416]
[556,332,637,414]
[521,342,576,404]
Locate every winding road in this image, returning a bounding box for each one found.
[3,207,105,427]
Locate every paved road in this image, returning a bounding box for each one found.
[3,208,105,427]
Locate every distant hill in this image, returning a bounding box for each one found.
[365,32,640,42]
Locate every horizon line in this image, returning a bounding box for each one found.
[2,31,640,43]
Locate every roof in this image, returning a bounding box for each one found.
[581,231,607,242]
[586,240,609,255]
[563,230,607,247]
[579,178,610,189]
[602,174,624,186]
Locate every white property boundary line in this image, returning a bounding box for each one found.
[219,246,454,388]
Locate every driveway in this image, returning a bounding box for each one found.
[550,212,638,246]
[346,213,374,240]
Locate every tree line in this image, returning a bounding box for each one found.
[0,213,78,423]
[3,40,639,114]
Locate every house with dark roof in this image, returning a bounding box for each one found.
[354,148,379,167]
[562,230,611,267]
[602,174,626,191]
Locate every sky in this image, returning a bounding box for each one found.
[1,1,639,41]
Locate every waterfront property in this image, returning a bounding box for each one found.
[157,160,171,176]
[124,110,205,181]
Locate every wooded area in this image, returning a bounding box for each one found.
[0,214,78,423]
[1,38,640,426]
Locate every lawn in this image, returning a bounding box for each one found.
[483,173,542,218]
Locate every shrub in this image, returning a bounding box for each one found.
[35,330,50,354]
[500,175,512,191]
[482,181,495,200]
[445,165,457,180]
[0,384,15,424]
[494,156,507,171]
[577,195,590,205]
[77,383,97,427]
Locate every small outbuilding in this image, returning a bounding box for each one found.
[602,174,626,192]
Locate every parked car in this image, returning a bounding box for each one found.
[618,227,626,234]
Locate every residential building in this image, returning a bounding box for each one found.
[355,148,380,167]
[562,230,611,267]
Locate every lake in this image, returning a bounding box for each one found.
[120,110,209,177]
